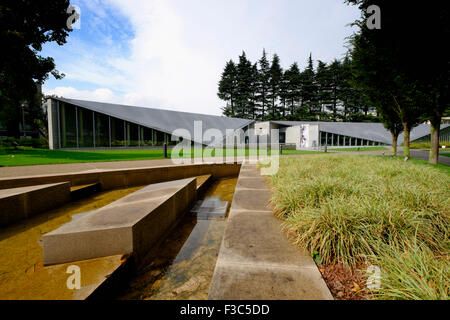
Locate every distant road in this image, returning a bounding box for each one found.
[409,149,450,166]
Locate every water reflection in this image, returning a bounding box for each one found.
[116,177,237,300]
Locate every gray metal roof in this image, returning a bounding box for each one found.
[271,121,450,144]
[52,97,254,144]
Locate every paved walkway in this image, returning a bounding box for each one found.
[208,163,332,299]
[0,156,257,178]
[0,158,178,178]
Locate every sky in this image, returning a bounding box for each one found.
[42,0,361,116]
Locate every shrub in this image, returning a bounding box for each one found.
[269,154,450,299]
[0,137,48,149]
[410,142,450,149]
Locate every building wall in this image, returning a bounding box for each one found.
[47,99,59,150]
[47,98,174,150]
[285,126,300,148]
[309,124,319,148]
[412,125,450,143]
[284,125,319,149]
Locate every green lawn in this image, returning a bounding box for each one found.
[440,152,450,157]
[0,147,322,167]
[329,146,389,152]
[269,154,449,300]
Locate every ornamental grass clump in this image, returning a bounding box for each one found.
[269,154,449,299]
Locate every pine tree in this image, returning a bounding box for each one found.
[279,70,290,119]
[324,59,340,120]
[316,60,333,120]
[285,63,302,119]
[300,54,319,119]
[268,54,283,119]
[256,49,271,120]
[235,51,254,119]
[249,63,259,119]
[218,60,237,117]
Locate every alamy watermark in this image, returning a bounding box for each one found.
[66,265,81,290]
[366,265,381,290]
[366,4,381,29]
[66,5,81,30]
[169,121,280,175]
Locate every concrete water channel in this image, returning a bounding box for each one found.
[0,163,240,299]
[115,178,237,300]
[0,160,332,300]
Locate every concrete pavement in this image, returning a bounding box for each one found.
[208,163,333,300]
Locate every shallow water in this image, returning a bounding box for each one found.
[0,186,144,298]
[116,177,238,300]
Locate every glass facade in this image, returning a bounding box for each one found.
[56,102,171,149]
[111,117,125,147]
[59,102,77,148]
[127,122,139,146]
[95,112,109,147]
[78,107,93,147]
[319,131,384,147]
[155,131,166,146]
[141,127,153,146]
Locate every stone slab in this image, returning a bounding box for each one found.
[0,182,70,227]
[43,177,196,265]
[191,196,229,220]
[208,164,333,300]
[208,262,333,300]
[0,163,241,190]
[221,210,315,267]
[231,189,272,212]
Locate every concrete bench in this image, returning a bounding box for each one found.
[0,182,70,227]
[43,177,197,265]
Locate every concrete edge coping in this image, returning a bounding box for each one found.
[42,177,197,265]
[208,164,334,300]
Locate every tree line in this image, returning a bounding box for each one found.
[218,50,378,122]
[347,0,449,164]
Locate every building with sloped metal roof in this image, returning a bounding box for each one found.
[46,97,254,149]
[46,97,449,150]
[254,121,450,149]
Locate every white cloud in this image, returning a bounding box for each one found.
[44,86,166,108]
[44,86,118,102]
[43,0,360,116]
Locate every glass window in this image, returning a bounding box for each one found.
[279,132,286,144]
[327,133,332,146]
[95,113,109,147]
[60,103,77,148]
[127,122,139,146]
[78,107,93,148]
[320,132,326,146]
[155,130,165,146]
[111,117,125,147]
[141,127,153,146]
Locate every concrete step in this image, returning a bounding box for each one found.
[191,196,228,220]
[43,177,197,265]
[208,165,333,300]
[0,182,70,227]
